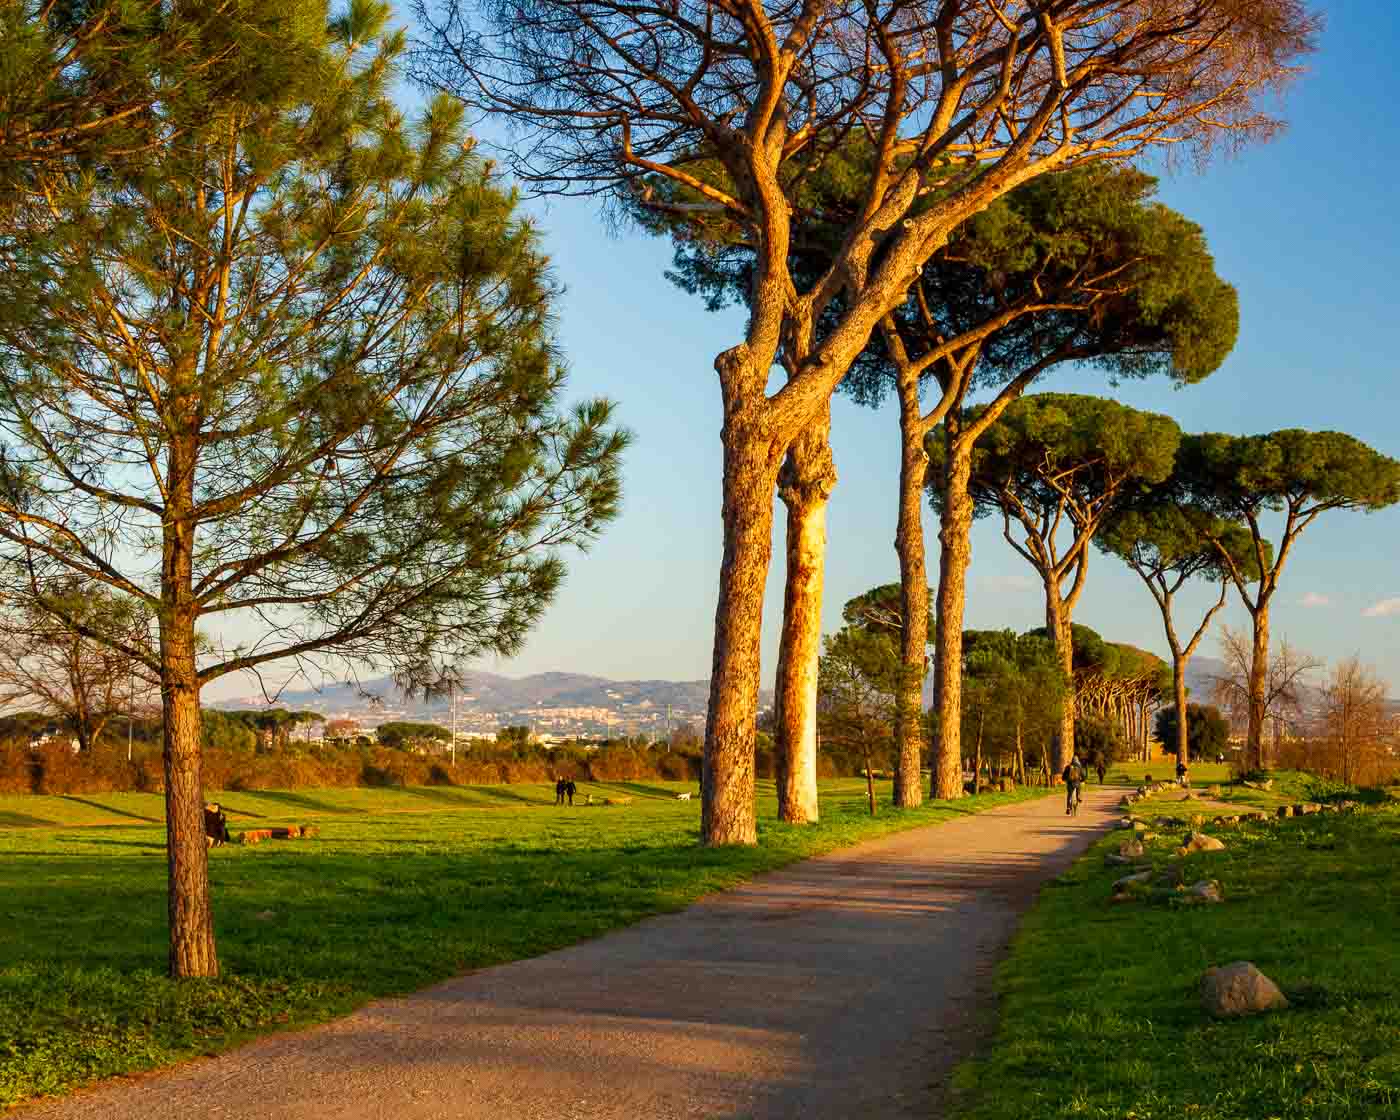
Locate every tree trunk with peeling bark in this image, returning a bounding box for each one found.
[773,410,835,825]
[1173,660,1190,765]
[703,389,781,846]
[160,434,219,978]
[1247,609,1270,772]
[1044,584,1075,777]
[932,428,973,800]
[891,371,929,808]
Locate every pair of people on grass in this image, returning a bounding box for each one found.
[554,777,577,806]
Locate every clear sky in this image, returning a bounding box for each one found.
[204,2,1400,700]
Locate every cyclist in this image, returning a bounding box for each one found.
[1062,754,1086,816]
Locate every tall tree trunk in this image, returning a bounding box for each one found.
[703,416,781,846]
[932,427,972,800]
[892,374,929,808]
[1173,656,1190,766]
[1045,585,1075,776]
[1015,719,1025,785]
[774,410,835,825]
[160,500,218,978]
[1246,608,1270,772]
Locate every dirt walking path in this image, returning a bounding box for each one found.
[22,787,1121,1120]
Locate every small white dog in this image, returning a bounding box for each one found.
[675,792,693,801]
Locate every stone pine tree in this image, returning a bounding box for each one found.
[1179,430,1400,771]
[0,2,627,978]
[412,0,1315,843]
[937,394,1180,773]
[1098,498,1260,765]
[650,160,1236,810]
[848,165,1236,802]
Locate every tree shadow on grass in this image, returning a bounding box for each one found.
[397,786,488,809]
[469,786,540,807]
[237,790,360,816]
[595,781,685,801]
[60,837,165,852]
[0,809,55,828]
[60,796,162,823]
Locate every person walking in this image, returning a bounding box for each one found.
[565,779,576,807]
[554,778,566,805]
[1176,758,1189,788]
[1062,755,1086,816]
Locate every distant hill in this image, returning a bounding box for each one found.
[213,670,742,729]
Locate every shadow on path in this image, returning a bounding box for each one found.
[19,789,1122,1120]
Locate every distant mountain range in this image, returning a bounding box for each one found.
[212,655,1391,738]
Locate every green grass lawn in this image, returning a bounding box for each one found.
[0,777,1048,1108]
[951,795,1400,1119]
[1104,758,1234,788]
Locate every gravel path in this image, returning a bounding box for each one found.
[22,786,1120,1120]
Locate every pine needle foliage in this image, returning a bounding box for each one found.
[0,0,627,976]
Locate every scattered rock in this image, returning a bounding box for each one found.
[1181,831,1226,853]
[1187,879,1224,904]
[1277,805,1294,818]
[1200,962,1289,1018]
[1113,870,1154,891]
[1156,864,1185,888]
[1298,802,1322,815]
[1105,853,1133,866]
[254,909,277,922]
[1118,837,1145,859]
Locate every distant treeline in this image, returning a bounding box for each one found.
[0,709,860,795]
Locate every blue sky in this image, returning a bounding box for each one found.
[207,2,1400,699]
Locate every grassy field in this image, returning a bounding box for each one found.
[1103,758,1234,788]
[952,782,1400,1119]
[0,776,1048,1108]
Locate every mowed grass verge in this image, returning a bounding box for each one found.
[1,777,1049,1107]
[951,790,1400,1120]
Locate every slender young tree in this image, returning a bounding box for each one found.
[1098,500,1259,764]
[1180,431,1400,771]
[0,3,626,977]
[937,394,1180,772]
[1318,656,1389,786]
[1210,625,1318,758]
[0,582,158,753]
[961,629,1066,790]
[412,0,1316,843]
